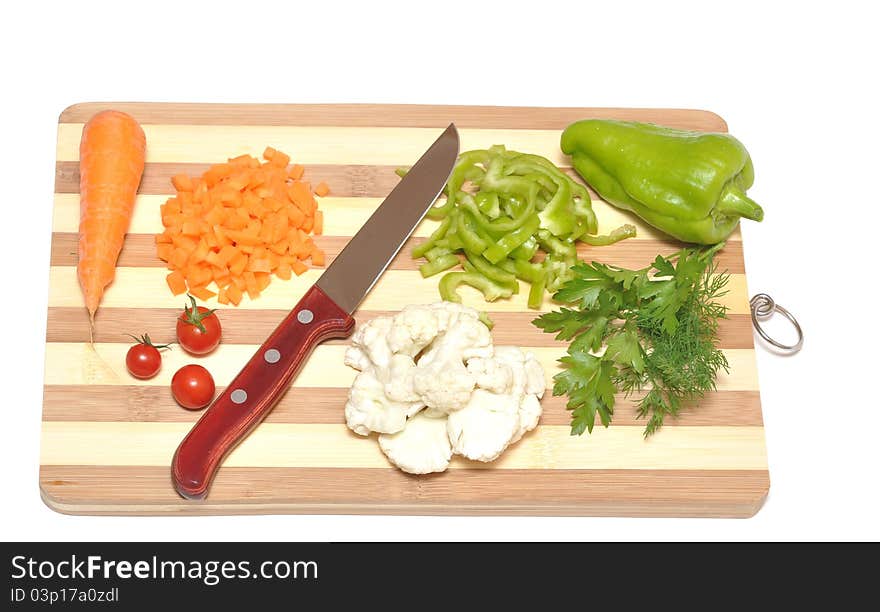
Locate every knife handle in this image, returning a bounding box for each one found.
[171,284,355,500]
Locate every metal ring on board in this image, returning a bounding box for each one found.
[749,293,803,353]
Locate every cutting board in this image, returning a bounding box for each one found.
[41,103,769,517]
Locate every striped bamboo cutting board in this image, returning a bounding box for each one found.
[42,103,769,517]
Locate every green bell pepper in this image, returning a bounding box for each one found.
[561,119,764,244]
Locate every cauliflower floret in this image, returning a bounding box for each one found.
[512,393,542,444]
[384,354,420,403]
[447,389,521,462]
[378,411,452,474]
[467,356,513,394]
[418,305,493,365]
[345,372,423,436]
[523,352,546,397]
[447,346,545,461]
[386,305,441,357]
[343,345,372,372]
[349,317,395,370]
[413,360,475,414]
[492,346,528,396]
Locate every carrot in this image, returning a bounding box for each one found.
[157,146,327,305]
[78,110,146,326]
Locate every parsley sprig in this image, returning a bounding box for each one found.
[533,243,730,437]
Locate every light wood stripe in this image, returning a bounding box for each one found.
[42,342,759,390]
[40,422,767,470]
[50,231,747,273]
[41,386,764,426]
[39,466,766,518]
[57,125,576,165]
[52,193,738,244]
[44,308,756,348]
[59,103,728,131]
[46,266,753,313]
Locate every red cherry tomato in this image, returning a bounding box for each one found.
[171,364,215,410]
[125,333,169,379]
[177,294,222,356]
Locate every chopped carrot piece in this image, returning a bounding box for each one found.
[172,174,193,192]
[166,270,187,295]
[247,258,273,273]
[229,252,248,277]
[189,286,217,301]
[291,259,309,276]
[156,243,174,262]
[270,150,290,168]
[314,181,330,197]
[242,271,259,299]
[313,210,324,235]
[275,261,292,280]
[288,164,305,180]
[254,272,272,291]
[311,247,326,267]
[225,283,243,305]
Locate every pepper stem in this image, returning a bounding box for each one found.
[718,184,764,221]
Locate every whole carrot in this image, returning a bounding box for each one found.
[78,110,146,325]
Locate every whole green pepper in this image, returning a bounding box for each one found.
[560,119,764,244]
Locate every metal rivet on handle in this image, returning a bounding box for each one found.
[264,349,281,364]
[230,389,248,404]
[297,309,314,324]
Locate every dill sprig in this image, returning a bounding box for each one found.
[533,243,730,437]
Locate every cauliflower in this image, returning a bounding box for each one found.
[447,347,545,462]
[342,303,545,474]
[378,411,452,474]
[344,373,422,436]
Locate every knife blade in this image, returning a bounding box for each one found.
[171,124,460,499]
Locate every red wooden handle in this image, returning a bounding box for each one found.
[171,285,355,499]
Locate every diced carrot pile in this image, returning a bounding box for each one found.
[156,147,330,305]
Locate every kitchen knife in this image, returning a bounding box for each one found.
[171,124,460,499]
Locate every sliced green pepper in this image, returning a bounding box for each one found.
[578,223,638,246]
[513,259,545,284]
[464,251,519,294]
[419,254,460,278]
[510,236,539,261]
[411,215,453,259]
[475,191,500,219]
[439,272,515,303]
[527,271,547,309]
[482,214,540,264]
[455,210,489,254]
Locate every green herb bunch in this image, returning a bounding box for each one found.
[533,243,730,437]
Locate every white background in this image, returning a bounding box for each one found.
[2,0,877,542]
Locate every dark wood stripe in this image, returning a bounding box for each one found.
[50,232,746,273]
[59,103,727,131]
[45,307,755,348]
[56,161,409,198]
[41,386,763,427]
[39,466,767,517]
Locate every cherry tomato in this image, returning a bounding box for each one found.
[125,333,169,379]
[177,294,222,355]
[171,364,215,410]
